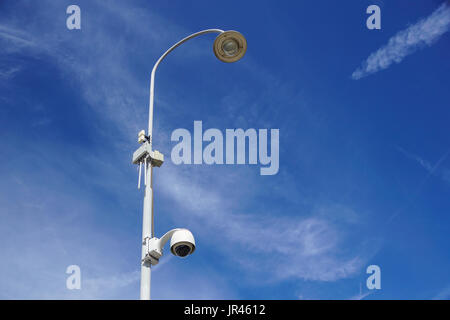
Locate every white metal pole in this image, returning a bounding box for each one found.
[140,163,153,300]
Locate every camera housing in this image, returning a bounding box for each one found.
[143,228,195,265]
[170,229,196,257]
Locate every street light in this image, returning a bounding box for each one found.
[213,30,247,63]
[133,29,247,300]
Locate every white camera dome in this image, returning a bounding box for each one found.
[170,229,196,257]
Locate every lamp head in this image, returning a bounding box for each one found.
[213,30,247,63]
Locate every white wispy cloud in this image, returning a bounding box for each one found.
[348,282,374,300]
[433,284,450,300]
[397,147,450,184]
[349,291,373,300]
[0,66,21,79]
[158,165,371,282]
[352,3,450,79]
[0,25,36,51]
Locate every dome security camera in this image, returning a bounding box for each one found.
[143,228,195,265]
[170,229,196,257]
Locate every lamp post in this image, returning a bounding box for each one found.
[133,29,247,300]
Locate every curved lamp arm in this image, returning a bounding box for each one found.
[147,29,225,146]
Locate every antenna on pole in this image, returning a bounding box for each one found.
[134,130,164,189]
[138,161,142,189]
[144,157,148,186]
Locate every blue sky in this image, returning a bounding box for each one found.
[0,0,449,299]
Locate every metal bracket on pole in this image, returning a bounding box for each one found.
[142,237,162,266]
[133,140,164,189]
[132,141,164,167]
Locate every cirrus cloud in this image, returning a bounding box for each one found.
[352,3,450,80]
